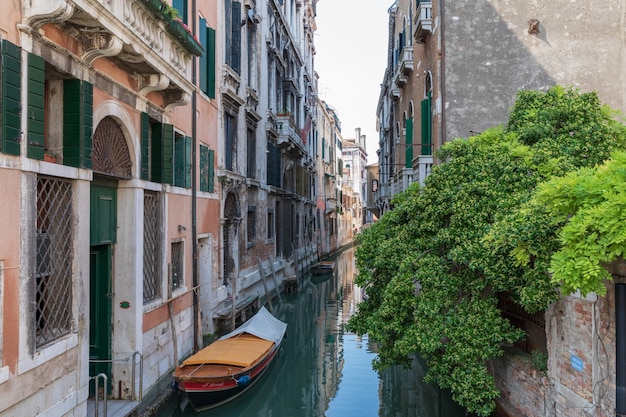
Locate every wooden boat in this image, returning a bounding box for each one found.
[310,260,335,275]
[173,306,287,411]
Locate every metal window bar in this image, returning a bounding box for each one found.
[35,176,73,347]
[171,241,183,290]
[143,191,161,302]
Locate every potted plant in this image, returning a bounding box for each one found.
[43,151,58,163]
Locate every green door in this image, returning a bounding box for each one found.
[89,181,117,396]
[89,245,112,396]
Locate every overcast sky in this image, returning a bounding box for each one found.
[314,0,392,164]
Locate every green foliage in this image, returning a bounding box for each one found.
[534,151,626,296]
[531,349,548,372]
[348,87,626,415]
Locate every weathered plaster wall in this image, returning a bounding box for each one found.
[444,1,625,142]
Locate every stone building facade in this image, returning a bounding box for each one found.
[376,0,626,415]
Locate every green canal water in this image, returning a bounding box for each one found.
[154,247,467,417]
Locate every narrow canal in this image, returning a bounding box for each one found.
[154,246,467,417]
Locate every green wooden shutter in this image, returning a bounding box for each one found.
[27,53,45,160]
[200,144,208,191]
[141,112,150,180]
[174,134,189,188]
[152,123,174,185]
[174,135,182,187]
[421,96,432,155]
[405,118,413,168]
[207,27,216,99]
[208,148,214,192]
[63,79,93,168]
[184,136,191,188]
[1,40,22,156]
[199,18,208,94]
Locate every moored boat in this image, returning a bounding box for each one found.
[173,306,287,411]
[310,260,335,275]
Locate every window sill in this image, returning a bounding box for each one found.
[19,333,78,375]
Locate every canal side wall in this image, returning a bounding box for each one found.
[492,283,616,416]
[141,304,194,404]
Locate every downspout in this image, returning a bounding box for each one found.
[617,283,626,416]
[439,0,446,149]
[191,0,199,353]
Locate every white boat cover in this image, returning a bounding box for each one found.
[219,306,287,345]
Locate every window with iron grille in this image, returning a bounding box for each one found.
[35,176,73,348]
[247,206,256,245]
[143,191,162,303]
[171,241,184,290]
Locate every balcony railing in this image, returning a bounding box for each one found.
[24,0,202,108]
[414,1,433,42]
[275,113,305,156]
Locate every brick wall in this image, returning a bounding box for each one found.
[493,282,617,417]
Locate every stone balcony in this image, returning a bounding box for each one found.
[23,0,204,109]
[275,113,305,156]
[414,1,433,42]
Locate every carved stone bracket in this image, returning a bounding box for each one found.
[139,74,170,96]
[81,32,124,65]
[25,0,75,30]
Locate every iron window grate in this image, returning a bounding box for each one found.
[143,191,161,302]
[35,176,73,347]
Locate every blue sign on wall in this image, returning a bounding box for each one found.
[571,354,584,372]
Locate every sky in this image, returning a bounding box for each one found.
[314,0,392,164]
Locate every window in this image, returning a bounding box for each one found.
[174,132,191,188]
[35,176,73,347]
[225,113,237,171]
[422,72,433,156]
[173,0,188,24]
[267,209,274,240]
[247,206,256,245]
[200,144,215,192]
[225,0,241,74]
[267,142,281,187]
[199,18,216,98]
[246,12,258,89]
[246,128,256,178]
[143,191,162,303]
[171,241,184,291]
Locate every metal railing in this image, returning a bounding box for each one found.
[89,351,143,416]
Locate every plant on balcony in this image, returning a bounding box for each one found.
[168,17,204,56]
[142,0,167,19]
[140,0,203,56]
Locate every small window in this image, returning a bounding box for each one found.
[247,206,256,245]
[171,240,184,290]
[267,209,274,240]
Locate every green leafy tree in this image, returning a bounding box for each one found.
[533,151,626,296]
[348,86,626,415]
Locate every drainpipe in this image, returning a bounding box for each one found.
[191,0,199,353]
[439,0,446,149]
[617,283,626,416]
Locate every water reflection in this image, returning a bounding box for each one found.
[155,247,466,417]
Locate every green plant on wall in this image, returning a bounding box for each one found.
[347,86,626,416]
